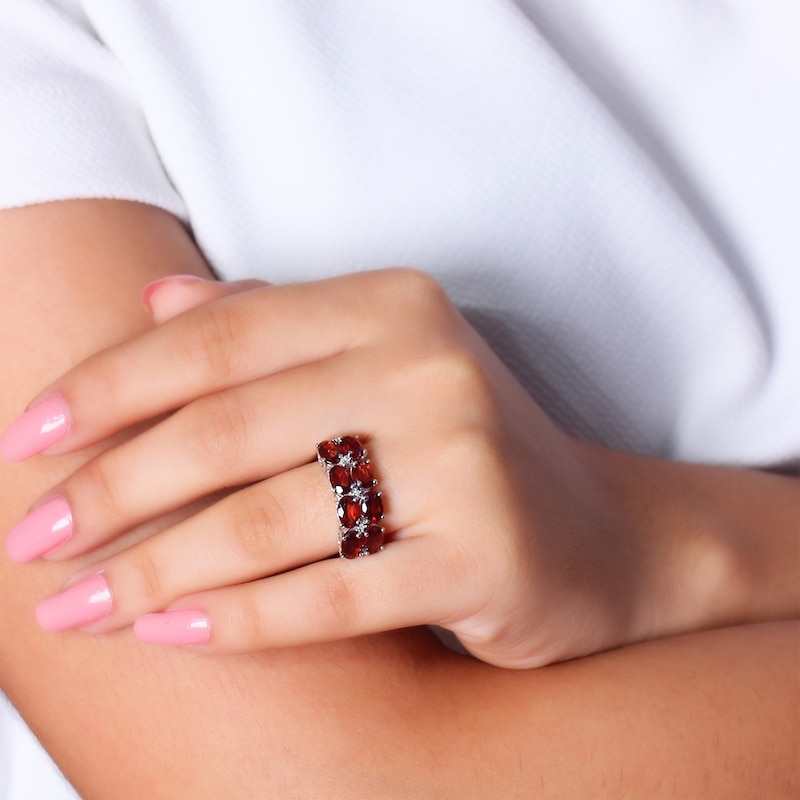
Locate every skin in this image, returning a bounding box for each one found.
[0,200,798,798]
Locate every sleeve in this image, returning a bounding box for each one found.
[0,0,186,217]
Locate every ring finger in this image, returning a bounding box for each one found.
[131,538,446,652]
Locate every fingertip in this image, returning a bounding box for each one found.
[0,396,71,462]
[141,274,207,308]
[35,574,113,633]
[5,496,73,563]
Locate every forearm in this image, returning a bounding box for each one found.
[0,201,796,799]
[581,441,800,641]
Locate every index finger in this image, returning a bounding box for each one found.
[0,270,423,460]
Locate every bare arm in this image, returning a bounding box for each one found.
[0,200,797,799]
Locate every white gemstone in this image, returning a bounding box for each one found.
[349,482,369,502]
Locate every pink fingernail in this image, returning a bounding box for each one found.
[6,496,73,563]
[35,574,112,633]
[141,275,206,310]
[134,609,211,646]
[0,396,70,462]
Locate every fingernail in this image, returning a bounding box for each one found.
[141,275,206,311]
[0,396,70,462]
[6,496,73,563]
[134,609,211,646]
[35,574,112,633]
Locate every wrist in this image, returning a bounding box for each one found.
[574,442,796,645]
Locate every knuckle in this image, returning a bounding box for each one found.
[436,346,485,390]
[231,594,272,648]
[390,266,445,300]
[227,492,286,564]
[125,551,164,605]
[376,268,453,322]
[188,392,251,471]
[418,345,496,420]
[179,302,250,382]
[80,457,124,517]
[314,568,357,630]
[80,355,127,412]
[353,269,458,348]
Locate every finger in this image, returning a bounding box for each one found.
[143,276,267,323]
[132,539,459,652]
[0,268,444,459]
[27,347,401,559]
[33,462,339,633]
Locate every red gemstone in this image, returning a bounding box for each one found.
[339,436,364,458]
[351,461,374,486]
[340,525,384,558]
[328,465,353,494]
[340,532,361,558]
[317,439,339,463]
[337,496,363,528]
[365,492,384,522]
[362,524,385,551]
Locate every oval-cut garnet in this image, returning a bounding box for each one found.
[362,524,385,552]
[364,492,384,522]
[337,496,363,528]
[340,526,384,558]
[317,439,339,463]
[351,461,374,486]
[328,465,352,494]
[340,532,361,558]
[339,436,363,458]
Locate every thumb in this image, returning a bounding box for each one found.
[141,275,269,324]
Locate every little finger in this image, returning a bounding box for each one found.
[133,541,457,652]
[32,462,336,633]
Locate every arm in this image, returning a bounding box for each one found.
[1,200,797,799]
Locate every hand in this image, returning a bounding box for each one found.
[2,269,637,668]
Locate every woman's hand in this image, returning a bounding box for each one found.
[5,269,793,669]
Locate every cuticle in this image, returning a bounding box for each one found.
[25,491,71,516]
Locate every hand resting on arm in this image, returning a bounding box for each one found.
[0,200,797,799]
[3,269,797,669]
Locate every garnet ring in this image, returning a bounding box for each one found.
[316,435,386,558]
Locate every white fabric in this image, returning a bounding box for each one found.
[0,2,798,797]
[0,697,79,800]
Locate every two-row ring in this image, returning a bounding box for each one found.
[316,435,386,558]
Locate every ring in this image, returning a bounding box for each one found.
[316,435,386,558]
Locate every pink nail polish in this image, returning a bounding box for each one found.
[0,396,70,461]
[6,496,73,563]
[141,275,205,310]
[35,574,112,633]
[134,609,211,646]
